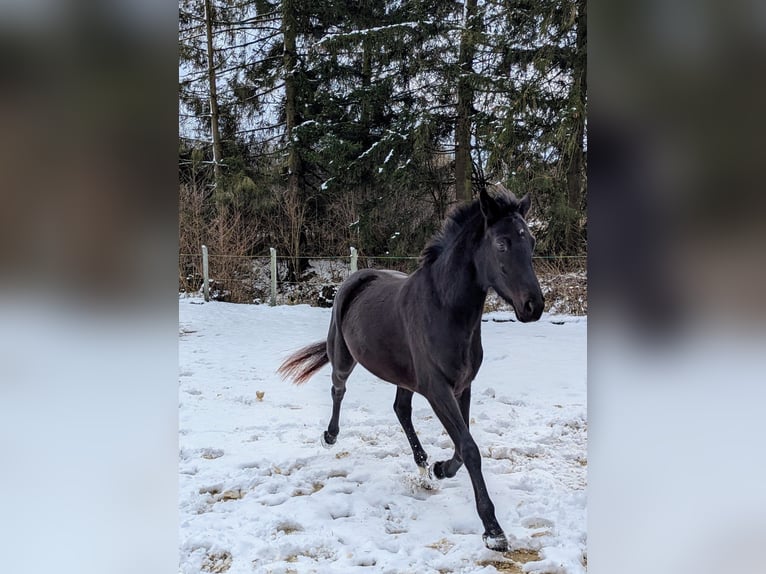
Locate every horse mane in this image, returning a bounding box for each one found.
[418,191,519,267]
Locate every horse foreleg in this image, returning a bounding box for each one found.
[393,387,428,469]
[426,385,507,552]
[431,386,471,479]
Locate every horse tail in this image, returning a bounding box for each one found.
[277,341,329,385]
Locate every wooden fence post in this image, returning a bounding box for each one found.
[350,246,358,274]
[201,245,210,302]
[269,247,277,306]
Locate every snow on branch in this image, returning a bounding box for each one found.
[315,22,425,47]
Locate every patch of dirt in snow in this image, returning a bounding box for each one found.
[275,520,303,535]
[426,537,456,554]
[477,548,541,573]
[291,482,324,496]
[201,551,232,573]
[200,448,224,460]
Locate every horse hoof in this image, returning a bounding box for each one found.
[429,461,445,480]
[482,532,509,552]
[321,432,336,449]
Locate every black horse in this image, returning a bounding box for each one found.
[278,186,544,551]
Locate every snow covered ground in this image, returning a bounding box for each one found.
[179,298,587,574]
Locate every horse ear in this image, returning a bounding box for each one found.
[518,193,531,217]
[495,182,518,203]
[479,188,502,224]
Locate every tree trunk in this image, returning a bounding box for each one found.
[282,0,303,279]
[359,39,373,250]
[361,38,372,127]
[566,0,586,214]
[454,0,478,203]
[203,0,223,192]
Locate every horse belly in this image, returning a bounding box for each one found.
[341,292,413,387]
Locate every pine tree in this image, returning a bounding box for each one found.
[178,0,588,271]
[455,0,480,203]
[468,0,587,254]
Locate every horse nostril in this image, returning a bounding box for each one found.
[524,300,535,315]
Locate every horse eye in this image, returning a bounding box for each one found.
[495,239,507,252]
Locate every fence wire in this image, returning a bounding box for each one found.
[179,250,587,313]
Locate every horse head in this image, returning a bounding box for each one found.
[476,185,544,323]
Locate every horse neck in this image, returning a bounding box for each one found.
[427,231,487,325]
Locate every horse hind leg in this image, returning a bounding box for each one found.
[322,328,356,448]
[322,371,348,447]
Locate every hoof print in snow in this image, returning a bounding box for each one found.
[198,485,222,496]
[200,448,224,460]
[275,520,303,535]
[354,553,376,567]
[329,507,352,519]
[292,482,324,496]
[218,489,243,501]
[403,466,439,493]
[201,550,232,573]
[521,516,554,530]
[426,538,456,555]
[384,521,408,534]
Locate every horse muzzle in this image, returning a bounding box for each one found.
[516,293,544,323]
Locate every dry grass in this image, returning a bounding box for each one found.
[477,548,541,573]
[426,538,456,554]
[539,271,587,315]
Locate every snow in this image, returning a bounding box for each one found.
[357,139,384,160]
[179,299,586,573]
[316,22,421,47]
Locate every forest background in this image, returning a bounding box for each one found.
[178,0,586,305]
